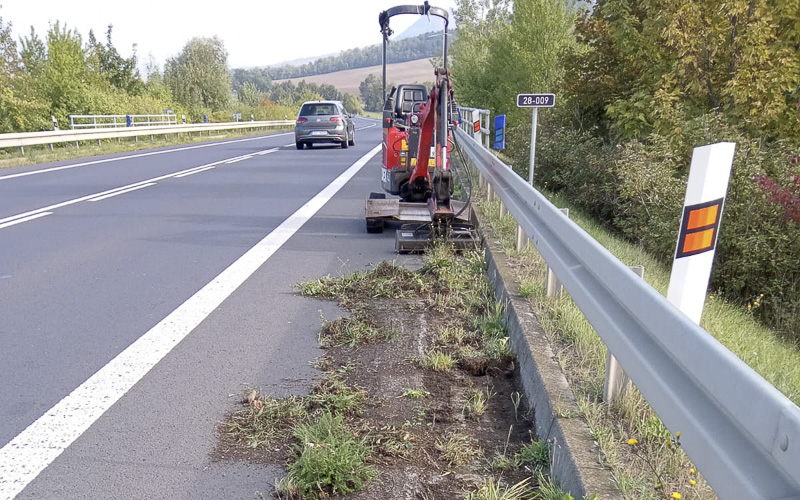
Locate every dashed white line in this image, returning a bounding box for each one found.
[224,157,250,164]
[0,212,53,230]
[0,133,293,182]
[89,183,157,202]
[0,148,282,227]
[0,144,383,499]
[173,166,215,178]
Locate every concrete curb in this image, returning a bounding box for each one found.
[481,234,623,499]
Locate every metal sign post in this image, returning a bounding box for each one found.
[517,93,555,185]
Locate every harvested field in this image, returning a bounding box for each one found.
[273,59,436,95]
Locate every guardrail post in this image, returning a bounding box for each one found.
[545,208,569,297]
[487,182,495,202]
[19,146,24,155]
[516,225,527,251]
[603,265,644,403]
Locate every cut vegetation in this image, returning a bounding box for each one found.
[217,245,571,499]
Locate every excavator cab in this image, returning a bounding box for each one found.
[381,84,429,196]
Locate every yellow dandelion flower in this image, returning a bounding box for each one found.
[709,295,714,299]
[690,479,697,486]
[690,467,696,474]
[672,493,682,499]
[676,431,681,437]
[760,294,764,298]
[627,438,638,446]
[747,304,752,309]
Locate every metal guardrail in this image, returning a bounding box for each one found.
[458,106,491,149]
[69,114,179,129]
[0,120,295,152]
[454,126,800,500]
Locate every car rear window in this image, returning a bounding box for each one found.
[300,103,337,116]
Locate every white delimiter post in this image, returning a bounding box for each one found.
[666,142,736,324]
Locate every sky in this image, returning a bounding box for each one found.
[0,0,457,71]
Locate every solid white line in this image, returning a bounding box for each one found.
[173,166,215,178]
[355,123,377,131]
[0,133,292,182]
[88,183,157,202]
[0,212,53,230]
[284,143,296,147]
[0,144,382,500]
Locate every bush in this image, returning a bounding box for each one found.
[534,114,800,342]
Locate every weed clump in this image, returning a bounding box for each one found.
[280,411,375,499]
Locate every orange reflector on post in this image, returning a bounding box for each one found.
[686,205,719,230]
[474,121,480,133]
[682,228,715,254]
[675,198,724,259]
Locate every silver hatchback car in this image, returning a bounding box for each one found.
[294,100,355,149]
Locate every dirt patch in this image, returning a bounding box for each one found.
[216,254,552,499]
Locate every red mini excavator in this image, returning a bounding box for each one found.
[365,2,477,252]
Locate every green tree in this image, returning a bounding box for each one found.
[359,73,384,111]
[343,92,363,114]
[86,25,144,95]
[238,81,262,107]
[164,36,232,113]
[42,22,91,125]
[565,0,800,141]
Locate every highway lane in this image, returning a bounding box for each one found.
[0,118,415,498]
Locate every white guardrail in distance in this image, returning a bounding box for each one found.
[453,126,800,500]
[69,114,179,129]
[458,106,491,149]
[0,120,295,151]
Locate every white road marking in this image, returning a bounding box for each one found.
[173,166,215,178]
[224,156,250,164]
[355,123,377,131]
[0,133,292,182]
[0,144,382,499]
[255,148,279,155]
[284,143,296,147]
[0,212,53,230]
[0,148,279,225]
[88,183,157,202]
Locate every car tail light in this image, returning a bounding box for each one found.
[330,117,341,122]
[296,118,308,123]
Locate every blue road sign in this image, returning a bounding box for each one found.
[494,114,506,150]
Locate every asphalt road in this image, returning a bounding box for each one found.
[0,118,419,499]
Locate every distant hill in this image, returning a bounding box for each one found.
[395,9,453,40]
[273,58,436,96]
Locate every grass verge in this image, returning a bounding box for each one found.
[224,245,574,499]
[475,184,800,498]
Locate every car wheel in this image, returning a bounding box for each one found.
[295,141,304,150]
[348,130,355,146]
[341,138,348,149]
